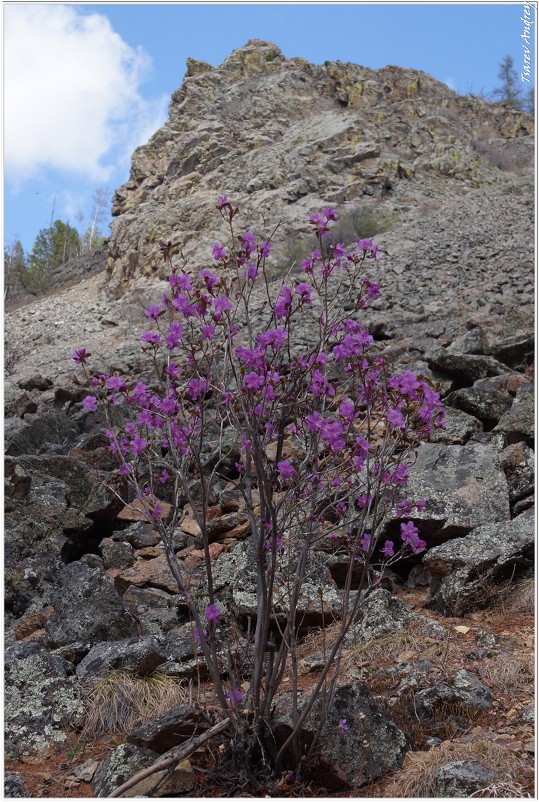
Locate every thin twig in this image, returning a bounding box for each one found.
[109,717,231,798]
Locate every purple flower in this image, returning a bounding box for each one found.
[390,463,410,486]
[166,322,184,350]
[214,295,233,314]
[400,520,426,554]
[274,286,292,320]
[257,328,287,350]
[246,263,258,281]
[382,540,395,558]
[119,463,131,476]
[338,719,350,732]
[72,347,91,364]
[187,377,208,400]
[159,469,170,484]
[205,603,222,623]
[201,324,215,341]
[107,376,127,392]
[82,395,98,413]
[145,305,163,321]
[243,371,264,392]
[322,206,338,222]
[396,500,413,517]
[130,435,147,455]
[193,627,207,646]
[360,532,371,552]
[226,688,243,707]
[200,269,219,290]
[217,195,228,207]
[339,398,355,422]
[242,231,256,256]
[160,396,177,416]
[260,241,272,258]
[356,237,373,252]
[264,537,283,551]
[416,499,426,511]
[295,282,312,303]
[212,243,227,261]
[387,406,405,430]
[277,459,296,480]
[140,331,161,345]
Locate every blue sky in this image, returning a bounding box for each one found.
[4,2,536,256]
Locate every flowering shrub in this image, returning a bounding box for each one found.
[73,198,444,783]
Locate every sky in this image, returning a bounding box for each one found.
[3,1,536,256]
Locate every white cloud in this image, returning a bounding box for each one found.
[4,4,168,182]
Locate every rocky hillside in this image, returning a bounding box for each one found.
[106,39,532,296]
[4,41,535,798]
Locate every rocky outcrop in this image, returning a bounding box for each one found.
[5,642,84,760]
[423,507,534,614]
[105,39,533,297]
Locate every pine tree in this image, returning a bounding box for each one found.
[492,55,524,109]
[4,239,26,300]
[29,220,81,272]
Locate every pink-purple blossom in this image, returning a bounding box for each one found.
[277,459,296,480]
[145,305,163,321]
[382,540,395,558]
[212,243,227,261]
[226,688,243,707]
[274,286,292,320]
[82,395,98,412]
[205,603,222,623]
[72,348,91,364]
[140,331,161,345]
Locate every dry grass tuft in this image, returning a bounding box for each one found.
[81,672,191,736]
[387,739,531,798]
[495,575,535,617]
[478,651,534,699]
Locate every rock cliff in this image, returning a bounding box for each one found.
[105,39,533,295]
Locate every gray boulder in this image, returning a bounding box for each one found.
[4,412,80,456]
[446,374,525,426]
[423,507,534,614]
[4,773,29,798]
[434,760,502,797]
[447,326,490,355]
[494,381,534,444]
[212,539,342,629]
[385,441,510,546]
[44,562,138,650]
[126,705,210,753]
[273,683,408,786]
[429,406,482,445]
[425,346,510,382]
[76,635,168,679]
[93,741,194,797]
[316,684,408,785]
[5,642,83,760]
[92,742,159,797]
[346,590,445,647]
[500,441,535,504]
[488,330,534,370]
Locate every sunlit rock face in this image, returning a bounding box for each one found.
[105,39,533,296]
